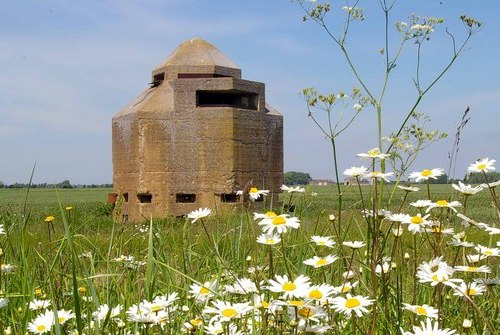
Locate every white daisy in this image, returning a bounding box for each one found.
[425,200,461,213]
[203,300,252,322]
[408,168,445,183]
[280,184,305,193]
[357,148,390,160]
[397,185,420,192]
[401,319,457,335]
[187,208,211,223]
[343,166,368,178]
[402,213,430,234]
[258,214,300,234]
[331,294,374,317]
[256,233,281,245]
[310,235,335,248]
[267,274,311,299]
[453,282,486,297]
[452,181,483,195]
[303,255,339,268]
[27,310,54,334]
[468,158,495,173]
[410,199,433,208]
[342,241,366,249]
[454,265,491,273]
[402,303,438,319]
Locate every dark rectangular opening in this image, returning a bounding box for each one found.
[196,90,258,110]
[137,193,152,203]
[151,73,164,87]
[123,193,129,202]
[178,73,230,79]
[220,193,239,203]
[176,193,196,203]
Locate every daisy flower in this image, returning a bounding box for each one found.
[452,181,483,195]
[425,200,461,213]
[29,299,51,311]
[416,257,461,288]
[28,310,54,334]
[306,284,336,302]
[468,158,495,173]
[454,282,487,298]
[267,274,310,299]
[54,309,75,325]
[481,180,500,188]
[258,214,300,234]
[343,166,368,178]
[280,184,305,193]
[388,213,410,223]
[256,233,281,245]
[331,294,374,317]
[303,255,338,268]
[44,216,55,223]
[362,171,393,182]
[474,244,500,257]
[92,304,123,321]
[333,281,358,294]
[357,147,390,160]
[0,298,8,309]
[410,199,433,208]
[253,211,278,220]
[397,185,420,192]
[237,187,269,201]
[402,214,430,234]
[401,319,457,335]
[310,235,335,248]
[224,278,259,295]
[189,280,218,302]
[408,168,444,183]
[342,241,366,249]
[454,265,491,273]
[0,224,5,235]
[402,303,438,319]
[187,208,211,223]
[203,300,252,322]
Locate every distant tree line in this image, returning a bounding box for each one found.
[0,180,113,189]
[284,171,312,185]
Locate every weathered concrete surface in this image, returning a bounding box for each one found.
[112,38,283,221]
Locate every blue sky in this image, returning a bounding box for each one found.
[1,0,499,184]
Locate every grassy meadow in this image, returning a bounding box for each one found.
[0,182,499,334]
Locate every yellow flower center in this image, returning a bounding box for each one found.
[199,286,209,294]
[432,274,446,282]
[308,289,323,299]
[345,297,361,308]
[283,282,297,291]
[249,187,259,193]
[35,288,42,295]
[421,169,432,177]
[416,306,427,315]
[78,286,87,293]
[58,317,66,323]
[317,241,326,245]
[477,164,487,170]
[222,308,238,318]
[466,266,477,271]
[265,211,277,218]
[483,250,493,256]
[298,307,313,318]
[272,217,286,225]
[341,285,352,293]
[368,149,381,156]
[289,300,304,307]
[467,288,477,296]
[265,239,275,244]
[37,325,46,332]
[44,216,55,222]
[261,301,270,308]
[436,200,448,206]
[410,216,423,224]
[191,318,202,326]
[316,258,327,266]
[150,304,162,312]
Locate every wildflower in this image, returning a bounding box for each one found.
[0,263,17,273]
[474,244,500,257]
[189,280,218,302]
[0,298,8,309]
[357,148,390,160]
[224,278,259,295]
[453,282,486,297]
[258,214,300,234]
[481,180,500,188]
[342,241,366,249]
[267,274,310,299]
[310,235,335,248]
[29,299,51,311]
[54,309,75,325]
[237,187,269,201]
[65,206,73,211]
[468,158,495,173]
[397,185,420,192]
[253,211,278,220]
[306,284,336,302]
[303,255,338,268]
[462,319,472,328]
[203,300,252,322]
[401,319,457,335]
[280,184,305,193]
[410,199,433,208]
[92,304,122,321]
[402,213,430,234]
[342,270,357,280]
[452,181,483,195]
[333,281,358,294]
[28,310,54,334]
[44,216,55,222]
[363,171,393,182]
[256,233,281,245]
[0,225,5,235]
[402,303,438,319]
[416,257,461,288]
[409,168,444,183]
[454,265,491,273]
[425,200,461,213]
[331,294,373,317]
[187,208,211,223]
[375,262,391,274]
[343,166,368,178]
[353,103,363,111]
